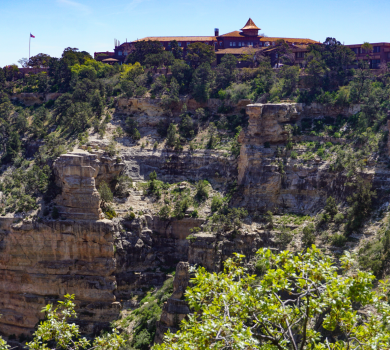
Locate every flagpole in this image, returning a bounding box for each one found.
[29,34,31,63]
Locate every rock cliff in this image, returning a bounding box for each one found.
[53,151,125,220]
[236,103,359,214]
[154,262,190,344]
[0,218,120,336]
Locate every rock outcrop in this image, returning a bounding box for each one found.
[54,152,104,220]
[154,262,190,344]
[10,93,61,106]
[53,151,125,220]
[115,215,203,300]
[236,103,357,214]
[0,151,126,337]
[121,148,237,185]
[188,231,263,272]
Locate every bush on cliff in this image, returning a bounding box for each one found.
[98,181,113,208]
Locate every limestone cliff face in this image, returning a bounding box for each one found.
[114,215,203,300]
[0,218,120,336]
[53,151,125,220]
[236,103,359,214]
[188,232,263,272]
[0,152,124,337]
[121,148,237,185]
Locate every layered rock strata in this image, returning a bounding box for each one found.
[114,216,203,300]
[53,151,125,220]
[0,152,124,337]
[0,218,120,336]
[121,149,237,185]
[236,103,355,214]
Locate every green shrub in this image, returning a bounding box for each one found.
[211,195,223,212]
[275,225,293,248]
[166,123,177,147]
[174,197,190,219]
[104,205,117,220]
[126,211,136,220]
[302,223,315,247]
[158,205,171,220]
[290,150,298,159]
[195,180,209,201]
[324,196,337,218]
[331,233,347,247]
[191,209,199,218]
[316,148,324,157]
[98,181,113,207]
[334,212,345,224]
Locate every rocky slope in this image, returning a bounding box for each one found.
[2,99,387,345]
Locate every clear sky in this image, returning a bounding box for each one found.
[1,0,390,67]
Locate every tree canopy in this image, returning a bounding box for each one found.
[154,246,390,350]
[186,42,216,68]
[28,53,52,68]
[125,40,164,65]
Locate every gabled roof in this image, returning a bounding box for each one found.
[241,18,260,31]
[260,37,319,44]
[218,30,247,38]
[134,36,217,42]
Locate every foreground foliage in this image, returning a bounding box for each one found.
[154,246,390,350]
[26,294,124,350]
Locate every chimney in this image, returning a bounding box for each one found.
[214,28,219,37]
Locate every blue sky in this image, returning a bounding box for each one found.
[1,0,390,67]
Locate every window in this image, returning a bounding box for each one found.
[187,42,190,46]
[230,42,232,47]
[387,52,390,59]
[178,42,181,47]
[118,51,122,56]
[219,42,222,47]
[373,46,381,53]
[371,59,381,69]
[296,52,304,58]
[359,48,363,54]
[238,42,241,47]
[350,48,357,54]
[233,42,236,47]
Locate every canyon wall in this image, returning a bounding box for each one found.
[236,103,362,214]
[0,152,123,336]
[0,100,370,341]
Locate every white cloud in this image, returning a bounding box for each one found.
[57,0,91,14]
